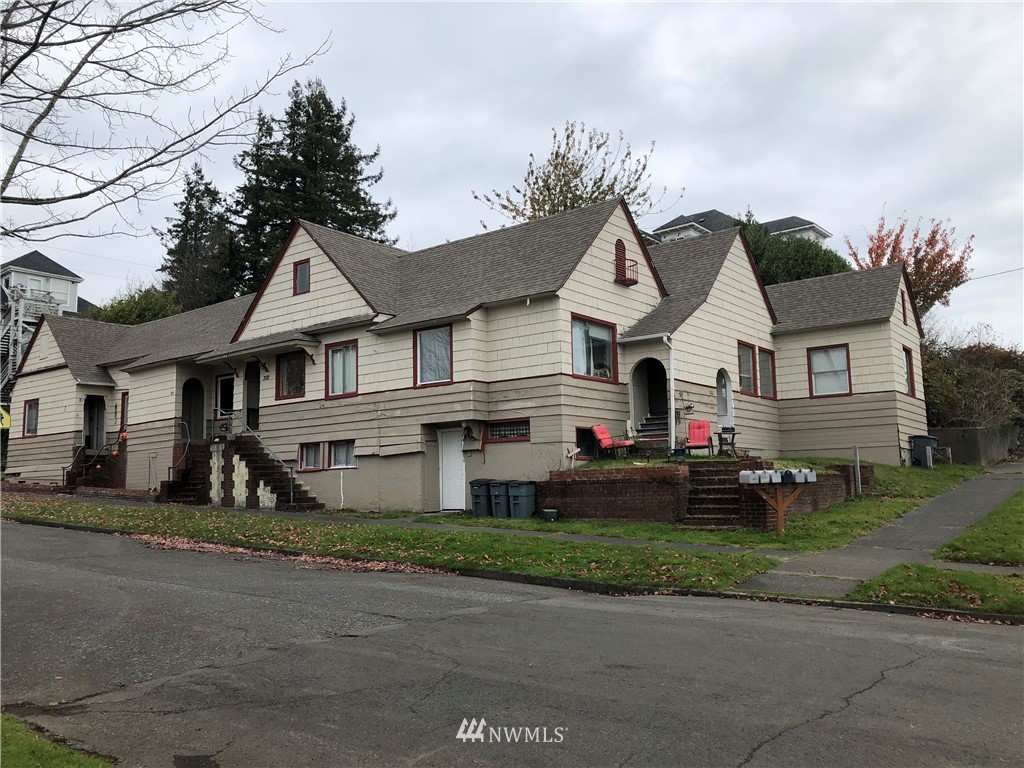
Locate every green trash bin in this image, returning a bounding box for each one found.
[508,481,537,519]
[470,478,494,517]
[489,482,510,518]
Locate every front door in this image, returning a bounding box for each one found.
[244,361,261,430]
[83,395,105,450]
[439,429,466,510]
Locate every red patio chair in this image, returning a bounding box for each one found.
[681,420,714,455]
[592,425,635,458]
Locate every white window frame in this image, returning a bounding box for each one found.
[328,440,356,468]
[416,326,452,386]
[809,345,851,397]
[215,374,235,418]
[327,341,358,398]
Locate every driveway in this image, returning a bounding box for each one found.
[2,522,1021,767]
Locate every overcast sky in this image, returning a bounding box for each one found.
[5,2,1022,344]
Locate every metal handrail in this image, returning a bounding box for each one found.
[61,443,88,487]
[168,419,191,484]
[223,410,294,505]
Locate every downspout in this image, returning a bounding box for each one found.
[663,335,675,449]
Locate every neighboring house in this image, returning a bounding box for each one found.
[5,199,926,511]
[2,251,95,399]
[653,209,832,244]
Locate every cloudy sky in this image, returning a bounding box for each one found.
[5,2,1022,344]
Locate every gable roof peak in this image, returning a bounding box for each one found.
[2,250,83,281]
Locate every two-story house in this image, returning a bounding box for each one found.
[5,199,926,511]
[653,209,832,244]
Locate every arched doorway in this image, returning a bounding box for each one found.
[631,358,668,434]
[716,369,734,429]
[181,378,205,441]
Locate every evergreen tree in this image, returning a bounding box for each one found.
[232,80,397,292]
[156,164,239,310]
[738,209,852,286]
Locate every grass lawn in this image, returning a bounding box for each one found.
[318,508,418,519]
[936,489,1024,566]
[848,563,1024,615]
[0,494,773,591]
[417,463,984,552]
[1,715,112,767]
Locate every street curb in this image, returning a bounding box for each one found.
[5,515,1022,625]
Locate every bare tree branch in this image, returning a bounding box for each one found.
[1,0,328,242]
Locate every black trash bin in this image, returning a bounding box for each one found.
[909,435,939,467]
[489,481,510,518]
[508,481,537,519]
[470,478,494,517]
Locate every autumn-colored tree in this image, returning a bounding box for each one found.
[473,121,681,227]
[845,215,974,315]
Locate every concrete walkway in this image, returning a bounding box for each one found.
[737,465,1023,596]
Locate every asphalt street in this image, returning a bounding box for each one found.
[2,522,1021,768]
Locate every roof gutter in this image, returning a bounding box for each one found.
[619,332,673,344]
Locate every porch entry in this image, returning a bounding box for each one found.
[244,361,261,430]
[438,428,466,510]
[181,378,205,441]
[630,358,668,438]
[83,395,105,450]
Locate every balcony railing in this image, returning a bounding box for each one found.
[615,258,639,286]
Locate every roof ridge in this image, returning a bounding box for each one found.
[766,262,898,293]
[297,220,408,254]
[406,197,623,256]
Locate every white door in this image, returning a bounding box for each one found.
[439,429,466,510]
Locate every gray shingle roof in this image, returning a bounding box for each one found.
[2,251,82,281]
[196,313,376,362]
[42,315,126,385]
[110,295,255,370]
[762,216,831,237]
[373,198,625,331]
[76,296,97,315]
[298,222,406,313]
[766,264,906,334]
[653,209,740,235]
[621,228,740,339]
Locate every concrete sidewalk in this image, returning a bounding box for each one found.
[737,465,1023,596]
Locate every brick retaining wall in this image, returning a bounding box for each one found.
[538,466,689,522]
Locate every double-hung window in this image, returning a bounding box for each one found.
[299,443,321,470]
[329,440,356,468]
[326,341,358,398]
[808,345,851,396]
[737,343,756,395]
[416,326,452,386]
[572,316,616,380]
[293,259,310,295]
[276,351,306,399]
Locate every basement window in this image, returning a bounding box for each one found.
[299,443,322,471]
[329,440,356,468]
[486,420,530,442]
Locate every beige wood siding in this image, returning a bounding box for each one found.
[10,366,79,434]
[774,321,893,399]
[677,380,781,457]
[558,377,630,443]
[480,297,564,381]
[126,365,180,424]
[4,430,78,483]
[237,228,372,341]
[20,321,65,372]
[778,391,906,464]
[124,418,178,490]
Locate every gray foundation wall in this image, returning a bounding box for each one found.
[931,425,1020,466]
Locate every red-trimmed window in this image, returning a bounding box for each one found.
[276,351,306,399]
[571,314,617,381]
[486,420,531,442]
[120,391,129,429]
[23,399,39,437]
[299,442,321,470]
[293,259,311,295]
[737,342,757,395]
[901,290,908,325]
[326,340,358,398]
[902,346,916,396]
[329,440,356,468]
[758,349,776,399]
[415,325,452,386]
[808,345,851,397]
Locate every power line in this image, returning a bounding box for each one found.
[7,241,160,269]
[965,267,1023,282]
